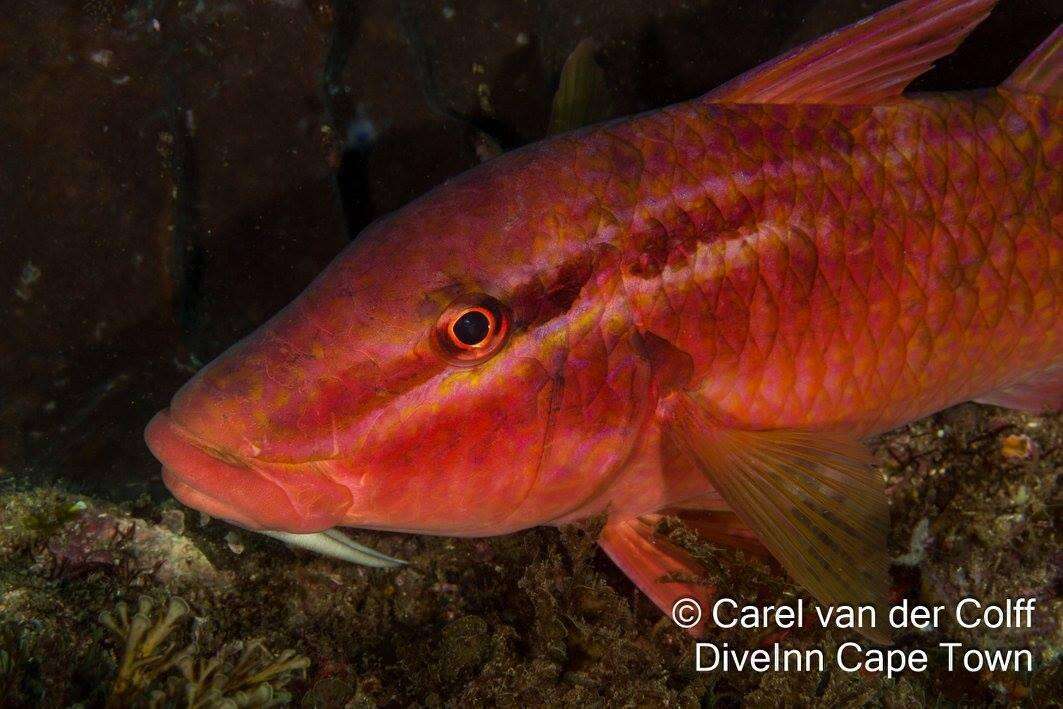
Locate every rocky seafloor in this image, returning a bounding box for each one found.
[0,404,1059,706]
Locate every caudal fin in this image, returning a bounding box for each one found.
[1003,25,1063,96]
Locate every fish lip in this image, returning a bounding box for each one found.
[145,410,270,530]
[149,409,249,466]
[161,469,260,529]
[145,410,346,533]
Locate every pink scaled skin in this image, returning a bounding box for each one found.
[145,81,1058,537]
[145,83,1060,538]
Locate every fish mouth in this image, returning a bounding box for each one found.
[144,410,350,533]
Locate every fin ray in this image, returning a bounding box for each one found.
[666,509,771,560]
[1003,25,1063,97]
[599,516,715,634]
[668,395,891,643]
[708,0,997,104]
[974,365,1063,413]
[549,39,612,134]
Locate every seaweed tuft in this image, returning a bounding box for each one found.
[100,595,309,708]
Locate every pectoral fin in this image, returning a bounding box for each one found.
[668,395,891,643]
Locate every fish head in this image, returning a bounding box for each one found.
[145,147,662,537]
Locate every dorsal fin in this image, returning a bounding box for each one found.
[708,0,998,104]
[1003,25,1063,97]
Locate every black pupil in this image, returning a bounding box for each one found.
[453,310,491,346]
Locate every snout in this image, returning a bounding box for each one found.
[145,411,352,533]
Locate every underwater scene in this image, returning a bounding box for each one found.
[2,0,1061,706]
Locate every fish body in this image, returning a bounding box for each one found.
[146,0,1061,638]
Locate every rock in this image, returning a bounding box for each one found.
[40,505,224,588]
[224,530,245,555]
[160,508,185,534]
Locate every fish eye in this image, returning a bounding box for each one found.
[450,307,493,347]
[433,294,509,365]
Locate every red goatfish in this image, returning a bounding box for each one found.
[146,0,1061,642]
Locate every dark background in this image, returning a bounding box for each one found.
[2,0,1059,499]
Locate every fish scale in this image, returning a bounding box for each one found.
[552,92,1061,436]
[145,0,1061,641]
